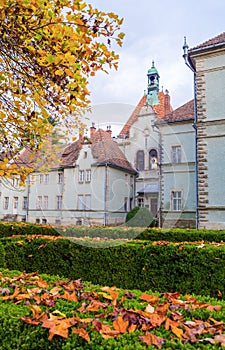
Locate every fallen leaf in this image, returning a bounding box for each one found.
[21,316,40,325]
[140,293,159,303]
[139,332,166,348]
[113,316,129,333]
[171,325,183,339]
[73,328,90,342]
[61,291,78,302]
[146,304,155,314]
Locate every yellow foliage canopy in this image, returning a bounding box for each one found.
[0,0,124,177]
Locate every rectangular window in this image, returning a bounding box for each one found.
[23,197,28,210]
[39,174,43,184]
[12,177,19,187]
[137,197,144,207]
[40,174,49,184]
[13,197,19,209]
[36,196,42,209]
[36,218,40,224]
[44,174,49,184]
[58,172,63,184]
[124,197,128,212]
[86,169,91,182]
[129,197,133,211]
[171,191,182,211]
[78,195,84,210]
[171,145,181,163]
[3,197,9,210]
[56,195,62,210]
[85,195,91,210]
[79,170,84,183]
[43,196,48,209]
[42,218,47,224]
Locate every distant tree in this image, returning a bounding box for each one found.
[0,0,124,177]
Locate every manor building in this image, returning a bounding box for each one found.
[1,31,225,229]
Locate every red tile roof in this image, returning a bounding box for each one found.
[118,92,173,137]
[119,95,147,137]
[190,32,225,51]
[91,130,137,173]
[61,140,82,167]
[61,129,137,174]
[156,99,194,124]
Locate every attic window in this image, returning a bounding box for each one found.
[84,151,87,159]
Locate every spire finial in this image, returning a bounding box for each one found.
[152,60,155,68]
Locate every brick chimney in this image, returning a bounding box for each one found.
[90,122,96,139]
[164,89,171,115]
[106,125,112,138]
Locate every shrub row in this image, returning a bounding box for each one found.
[2,236,225,298]
[2,221,225,242]
[0,222,58,238]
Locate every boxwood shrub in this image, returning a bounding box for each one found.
[2,236,225,298]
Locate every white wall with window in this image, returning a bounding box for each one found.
[171,190,182,211]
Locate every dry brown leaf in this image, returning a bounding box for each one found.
[60,291,78,302]
[171,325,183,339]
[113,316,129,333]
[140,293,159,303]
[73,328,90,342]
[139,332,166,348]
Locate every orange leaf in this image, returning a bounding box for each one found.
[128,323,137,333]
[48,325,68,341]
[49,287,62,296]
[73,328,90,342]
[61,291,78,302]
[86,300,106,312]
[21,316,40,326]
[139,332,166,348]
[165,318,180,331]
[100,325,120,339]
[140,293,159,304]
[37,279,48,288]
[113,316,129,333]
[171,325,183,339]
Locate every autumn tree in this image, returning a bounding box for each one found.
[0,0,124,177]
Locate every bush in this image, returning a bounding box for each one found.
[125,207,154,227]
[0,242,5,268]
[3,236,225,298]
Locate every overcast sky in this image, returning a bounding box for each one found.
[83,0,225,135]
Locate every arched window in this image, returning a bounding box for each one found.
[137,150,144,171]
[149,149,158,170]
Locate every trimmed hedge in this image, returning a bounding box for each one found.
[2,236,225,298]
[0,242,5,268]
[2,221,225,242]
[0,222,58,238]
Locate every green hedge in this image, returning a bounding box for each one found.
[2,236,225,298]
[0,242,5,268]
[2,222,225,242]
[0,222,58,238]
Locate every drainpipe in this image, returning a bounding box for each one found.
[151,121,162,228]
[103,163,108,226]
[26,174,30,222]
[183,37,199,229]
[133,174,138,207]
